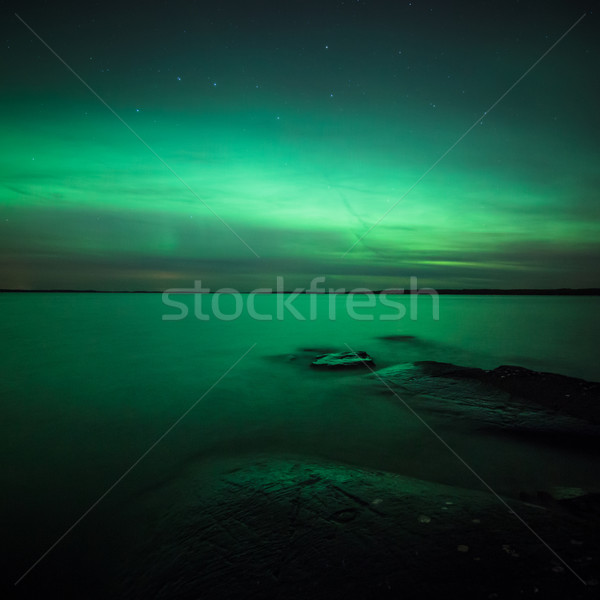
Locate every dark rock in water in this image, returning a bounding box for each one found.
[371,361,600,439]
[119,458,600,599]
[483,365,600,421]
[378,334,417,341]
[311,350,374,369]
[413,362,600,424]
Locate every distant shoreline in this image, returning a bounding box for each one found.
[2,289,600,296]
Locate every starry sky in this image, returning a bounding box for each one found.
[1,0,599,291]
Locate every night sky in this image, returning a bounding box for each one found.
[1,1,598,291]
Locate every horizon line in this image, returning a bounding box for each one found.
[2,288,600,295]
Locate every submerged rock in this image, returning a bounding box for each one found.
[311,350,375,369]
[378,334,417,342]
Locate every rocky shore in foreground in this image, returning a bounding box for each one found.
[119,456,599,599]
[115,350,600,599]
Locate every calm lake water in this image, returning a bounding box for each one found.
[2,293,599,596]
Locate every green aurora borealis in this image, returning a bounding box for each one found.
[1,1,599,290]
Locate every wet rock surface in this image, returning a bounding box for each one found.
[311,350,375,369]
[481,364,600,422]
[371,361,600,442]
[119,457,599,599]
